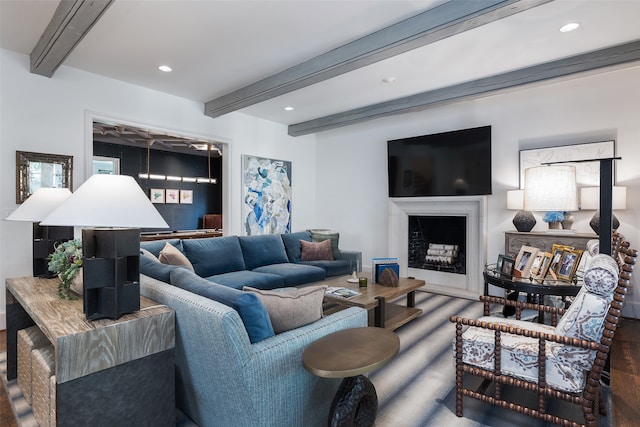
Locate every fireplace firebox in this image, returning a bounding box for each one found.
[408,215,466,274]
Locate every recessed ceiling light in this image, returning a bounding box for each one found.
[382,76,397,83]
[560,22,580,33]
[158,65,172,72]
[284,106,294,111]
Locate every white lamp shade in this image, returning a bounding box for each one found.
[5,187,72,222]
[523,165,578,212]
[580,186,627,210]
[506,189,524,210]
[41,174,169,228]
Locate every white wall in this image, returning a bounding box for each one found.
[0,49,317,328]
[315,65,640,317]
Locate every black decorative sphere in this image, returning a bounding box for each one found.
[512,210,536,232]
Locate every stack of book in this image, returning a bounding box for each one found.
[371,257,399,283]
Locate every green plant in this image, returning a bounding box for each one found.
[48,238,83,299]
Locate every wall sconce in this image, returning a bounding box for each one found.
[5,188,74,277]
[580,186,627,234]
[506,189,536,232]
[41,175,169,320]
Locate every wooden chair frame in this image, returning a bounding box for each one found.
[450,236,637,426]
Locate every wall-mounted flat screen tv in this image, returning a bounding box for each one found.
[387,125,492,197]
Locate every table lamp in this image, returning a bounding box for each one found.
[523,165,578,232]
[41,174,169,320]
[506,189,536,232]
[5,188,73,277]
[580,186,626,235]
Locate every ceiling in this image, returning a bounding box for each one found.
[2,0,640,137]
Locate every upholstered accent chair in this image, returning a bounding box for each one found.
[450,234,637,426]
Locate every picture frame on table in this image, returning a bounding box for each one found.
[496,254,505,272]
[534,252,553,281]
[501,256,516,276]
[549,244,574,273]
[556,249,584,282]
[514,245,539,277]
[529,252,545,276]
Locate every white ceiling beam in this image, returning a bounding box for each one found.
[30,0,114,77]
[204,0,551,119]
[288,40,640,136]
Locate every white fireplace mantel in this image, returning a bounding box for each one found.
[388,196,487,299]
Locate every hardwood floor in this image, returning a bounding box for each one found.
[1,320,639,426]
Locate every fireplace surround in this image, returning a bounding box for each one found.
[389,196,487,299]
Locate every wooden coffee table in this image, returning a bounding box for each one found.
[321,274,424,330]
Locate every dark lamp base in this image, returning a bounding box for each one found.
[82,228,141,320]
[33,224,74,278]
[589,211,620,235]
[512,210,536,232]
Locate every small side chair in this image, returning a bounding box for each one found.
[450,236,637,426]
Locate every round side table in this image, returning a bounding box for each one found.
[302,327,400,427]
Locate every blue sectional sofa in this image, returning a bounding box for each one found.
[139,231,362,290]
[138,231,366,426]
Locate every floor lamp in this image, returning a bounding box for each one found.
[41,174,169,320]
[5,188,73,277]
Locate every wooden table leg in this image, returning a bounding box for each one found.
[407,291,415,308]
[374,296,386,328]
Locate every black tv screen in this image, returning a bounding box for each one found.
[387,125,492,197]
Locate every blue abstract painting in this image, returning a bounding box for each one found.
[242,155,292,235]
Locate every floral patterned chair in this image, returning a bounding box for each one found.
[450,234,637,426]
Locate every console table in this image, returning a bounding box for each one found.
[504,231,597,257]
[5,276,175,426]
[141,229,222,241]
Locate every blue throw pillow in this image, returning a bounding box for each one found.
[281,231,312,263]
[239,234,289,270]
[182,236,246,277]
[140,252,184,283]
[170,268,275,343]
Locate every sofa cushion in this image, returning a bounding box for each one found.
[140,238,183,258]
[159,242,195,272]
[239,234,290,270]
[140,248,159,262]
[301,239,334,261]
[140,252,185,283]
[182,236,246,277]
[253,263,326,286]
[205,270,285,290]
[243,285,326,333]
[301,260,352,277]
[170,268,275,344]
[281,231,312,262]
[309,229,341,260]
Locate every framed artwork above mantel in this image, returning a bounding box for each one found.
[519,140,615,189]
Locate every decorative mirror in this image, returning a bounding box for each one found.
[16,151,73,203]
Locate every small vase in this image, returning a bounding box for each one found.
[561,213,575,230]
[548,221,561,230]
[71,268,83,295]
